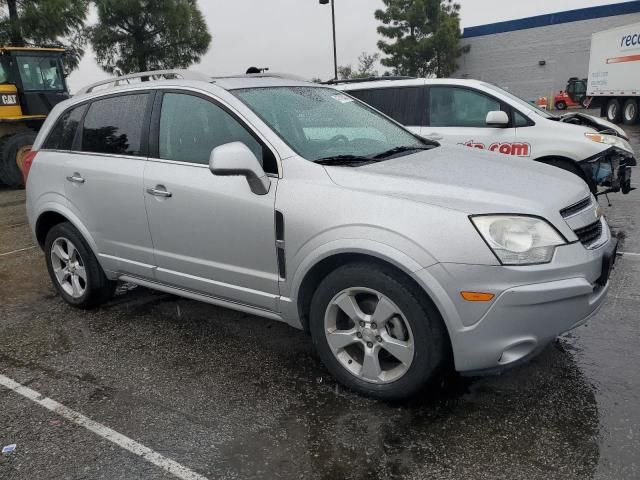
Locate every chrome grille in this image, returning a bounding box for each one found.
[574,220,603,247]
[560,196,592,218]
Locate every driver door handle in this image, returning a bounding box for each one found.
[146,186,172,198]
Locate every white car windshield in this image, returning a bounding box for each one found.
[233,86,434,163]
[482,82,558,120]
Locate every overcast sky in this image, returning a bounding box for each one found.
[67,0,636,92]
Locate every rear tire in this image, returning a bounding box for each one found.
[555,101,567,110]
[44,222,116,309]
[606,98,622,124]
[0,132,37,188]
[622,99,639,125]
[309,262,448,400]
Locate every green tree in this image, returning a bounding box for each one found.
[337,64,354,80]
[338,51,380,79]
[0,0,89,70]
[90,0,211,74]
[375,0,462,78]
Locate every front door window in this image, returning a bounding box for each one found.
[429,86,502,128]
[157,92,277,173]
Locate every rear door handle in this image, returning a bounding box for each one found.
[146,186,172,198]
[66,173,85,184]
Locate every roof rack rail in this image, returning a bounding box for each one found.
[77,69,211,95]
[322,76,416,85]
[211,72,308,82]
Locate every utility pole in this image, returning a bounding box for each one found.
[320,0,338,80]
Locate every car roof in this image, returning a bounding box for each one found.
[336,78,487,90]
[73,72,326,100]
[60,73,338,121]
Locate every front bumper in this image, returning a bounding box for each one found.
[582,146,636,195]
[416,236,615,373]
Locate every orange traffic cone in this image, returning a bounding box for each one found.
[536,96,548,110]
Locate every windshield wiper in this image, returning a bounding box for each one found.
[372,145,433,160]
[314,155,376,166]
[315,144,435,166]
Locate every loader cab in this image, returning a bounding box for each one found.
[566,77,587,105]
[0,47,70,117]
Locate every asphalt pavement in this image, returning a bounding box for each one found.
[0,124,639,479]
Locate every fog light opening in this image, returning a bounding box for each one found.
[498,339,537,365]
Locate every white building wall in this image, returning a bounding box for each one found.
[453,12,640,102]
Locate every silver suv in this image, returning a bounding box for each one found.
[25,71,616,400]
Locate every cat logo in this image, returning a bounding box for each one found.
[0,94,18,106]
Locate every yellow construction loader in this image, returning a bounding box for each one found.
[0,46,69,187]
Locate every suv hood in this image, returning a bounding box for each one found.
[325,145,590,216]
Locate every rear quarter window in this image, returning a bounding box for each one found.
[348,87,425,126]
[42,104,87,150]
[80,93,148,156]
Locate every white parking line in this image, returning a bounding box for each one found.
[0,374,209,480]
[0,246,36,257]
[620,251,640,257]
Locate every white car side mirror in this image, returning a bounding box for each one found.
[486,111,510,128]
[209,142,271,195]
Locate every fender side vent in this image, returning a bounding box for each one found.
[275,211,286,279]
[275,210,285,240]
[277,247,286,279]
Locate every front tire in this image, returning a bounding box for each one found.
[44,222,116,309]
[309,262,448,400]
[623,99,639,125]
[555,101,567,110]
[606,98,622,123]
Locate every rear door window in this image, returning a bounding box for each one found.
[349,87,425,126]
[43,104,87,150]
[429,87,503,127]
[80,94,149,156]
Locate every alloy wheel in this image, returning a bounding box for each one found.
[50,237,87,299]
[324,287,415,384]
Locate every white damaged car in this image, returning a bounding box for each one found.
[335,78,636,198]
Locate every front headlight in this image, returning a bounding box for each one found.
[584,133,633,153]
[471,215,566,265]
[585,133,618,145]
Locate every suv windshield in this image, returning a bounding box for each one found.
[15,55,65,91]
[481,82,557,120]
[233,86,433,162]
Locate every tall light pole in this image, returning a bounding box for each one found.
[319,0,338,81]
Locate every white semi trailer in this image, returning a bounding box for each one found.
[587,21,640,125]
